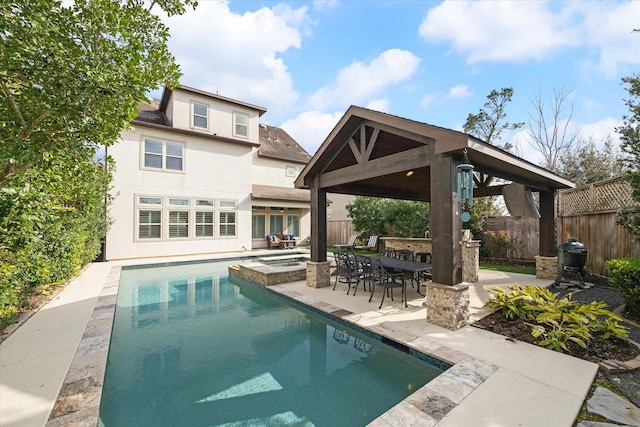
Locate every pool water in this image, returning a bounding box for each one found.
[98,259,444,426]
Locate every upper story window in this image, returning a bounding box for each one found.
[143,138,184,172]
[233,112,248,137]
[285,165,300,178]
[192,102,208,129]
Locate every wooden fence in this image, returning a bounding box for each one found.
[557,177,640,276]
[327,220,356,246]
[483,217,540,260]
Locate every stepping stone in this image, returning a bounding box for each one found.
[586,387,640,427]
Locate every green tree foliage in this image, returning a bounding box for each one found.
[463,88,521,235]
[0,0,197,183]
[0,156,113,325]
[0,0,196,326]
[346,197,429,239]
[617,43,640,239]
[558,136,624,185]
[463,87,524,152]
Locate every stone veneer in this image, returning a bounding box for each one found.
[536,255,558,280]
[47,266,121,427]
[462,240,480,283]
[426,282,470,331]
[231,262,306,287]
[305,261,330,288]
[381,237,432,255]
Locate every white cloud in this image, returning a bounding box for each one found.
[577,1,640,77]
[418,1,639,76]
[420,93,436,108]
[307,49,421,110]
[448,84,472,99]
[365,99,389,112]
[280,110,344,155]
[580,117,622,149]
[419,1,579,63]
[313,0,338,11]
[162,1,312,119]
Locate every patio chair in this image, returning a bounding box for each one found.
[333,253,361,294]
[354,235,378,251]
[369,257,406,309]
[266,234,282,249]
[336,234,357,252]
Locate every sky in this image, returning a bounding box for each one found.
[153,0,639,165]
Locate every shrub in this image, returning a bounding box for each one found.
[607,258,640,317]
[480,230,515,259]
[485,284,629,353]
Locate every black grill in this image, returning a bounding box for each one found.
[555,238,588,288]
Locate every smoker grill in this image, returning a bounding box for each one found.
[555,238,588,288]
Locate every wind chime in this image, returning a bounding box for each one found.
[457,149,474,223]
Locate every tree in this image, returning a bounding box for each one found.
[463,87,524,152]
[617,65,640,238]
[346,197,429,239]
[526,86,582,172]
[463,88,522,235]
[0,0,197,184]
[0,0,197,325]
[558,136,624,186]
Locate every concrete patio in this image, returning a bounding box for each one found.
[0,252,599,426]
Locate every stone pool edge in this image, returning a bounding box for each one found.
[46,263,500,427]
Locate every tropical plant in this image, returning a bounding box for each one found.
[485,284,629,353]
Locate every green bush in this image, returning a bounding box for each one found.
[485,284,629,353]
[607,258,640,317]
[480,230,517,259]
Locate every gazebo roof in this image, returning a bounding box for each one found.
[295,105,574,200]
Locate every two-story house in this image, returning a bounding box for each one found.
[104,86,311,260]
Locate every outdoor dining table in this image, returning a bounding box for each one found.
[376,256,432,297]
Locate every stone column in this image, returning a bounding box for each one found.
[426,282,470,330]
[535,256,557,280]
[306,261,330,288]
[461,230,480,283]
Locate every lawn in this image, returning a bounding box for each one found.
[479,262,536,275]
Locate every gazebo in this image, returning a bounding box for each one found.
[295,106,574,329]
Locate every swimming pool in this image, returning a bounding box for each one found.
[98,259,445,426]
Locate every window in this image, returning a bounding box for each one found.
[135,195,232,241]
[285,165,299,178]
[252,214,265,239]
[139,210,161,239]
[192,102,208,129]
[287,215,300,237]
[196,211,214,237]
[219,212,236,237]
[234,112,248,137]
[169,211,189,238]
[270,214,284,235]
[143,138,184,172]
[219,200,236,208]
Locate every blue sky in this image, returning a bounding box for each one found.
[155,0,639,164]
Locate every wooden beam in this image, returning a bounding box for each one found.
[539,190,556,257]
[319,145,430,188]
[310,175,327,263]
[430,153,462,285]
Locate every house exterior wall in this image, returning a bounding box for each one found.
[106,126,255,260]
[169,90,260,141]
[251,154,310,248]
[105,87,310,260]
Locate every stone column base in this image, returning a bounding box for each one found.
[306,261,330,288]
[426,282,470,330]
[535,256,557,280]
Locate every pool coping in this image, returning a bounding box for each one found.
[45,260,499,426]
